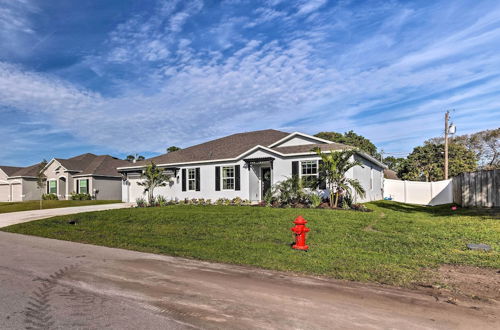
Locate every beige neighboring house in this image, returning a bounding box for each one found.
[42,153,130,200]
[0,163,43,202]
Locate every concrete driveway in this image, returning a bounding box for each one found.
[0,203,133,228]
[0,232,498,330]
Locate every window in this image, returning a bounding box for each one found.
[301,160,318,185]
[48,181,57,194]
[78,179,88,194]
[222,166,235,190]
[188,168,196,191]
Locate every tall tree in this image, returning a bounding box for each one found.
[383,156,405,172]
[398,143,477,181]
[315,130,379,158]
[137,162,171,205]
[314,148,366,208]
[36,160,48,210]
[125,154,145,162]
[166,146,181,153]
[425,128,499,169]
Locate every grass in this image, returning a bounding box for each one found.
[0,200,122,214]
[2,201,499,286]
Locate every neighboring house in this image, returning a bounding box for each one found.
[42,153,130,200]
[118,129,387,203]
[0,164,42,202]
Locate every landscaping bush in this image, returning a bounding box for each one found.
[231,197,243,206]
[308,193,322,208]
[156,195,167,207]
[42,193,58,200]
[136,197,147,208]
[70,193,91,201]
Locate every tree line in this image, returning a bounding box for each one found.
[315,128,499,182]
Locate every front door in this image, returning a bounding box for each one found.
[261,167,272,200]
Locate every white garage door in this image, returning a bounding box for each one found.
[0,185,9,202]
[11,184,22,202]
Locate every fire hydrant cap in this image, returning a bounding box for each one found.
[293,216,307,225]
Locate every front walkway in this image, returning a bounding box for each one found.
[0,203,133,228]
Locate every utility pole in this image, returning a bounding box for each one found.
[444,111,450,180]
[444,111,449,180]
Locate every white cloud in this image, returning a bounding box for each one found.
[1,0,500,159]
[296,0,327,16]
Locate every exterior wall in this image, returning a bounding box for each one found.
[122,148,385,203]
[11,182,23,202]
[273,135,323,147]
[92,177,122,200]
[0,169,9,202]
[22,179,39,201]
[44,160,71,200]
[352,154,384,202]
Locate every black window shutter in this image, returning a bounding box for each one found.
[182,169,186,191]
[215,166,221,191]
[86,179,90,194]
[292,161,299,176]
[195,168,200,191]
[76,180,79,194]
[235,165,240,191]
[318,160,326,189]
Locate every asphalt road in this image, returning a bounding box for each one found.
[0,232,498,329]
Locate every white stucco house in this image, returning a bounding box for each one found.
[118,129,386,203]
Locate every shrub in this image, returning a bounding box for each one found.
[190,198,198,205]
[42,193,58,200]
[231,197,243,206]
[70,193,91,201]
[216,198,230,205]
[156,195,167,207]
[242,199,251,206]
[198,198,205,205]
[136,197,147,207]
[205,199,212,205]
[308,193,322,208]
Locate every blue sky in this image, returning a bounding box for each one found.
[1,0,499,166]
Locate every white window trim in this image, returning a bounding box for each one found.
[299,159,319,179]
[77,179,89,194]
[187,168,197,191]
[47,179,58,195]
[221,165,236,191]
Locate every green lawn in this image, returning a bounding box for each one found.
[0,200,122,214]
[2,201,498,286]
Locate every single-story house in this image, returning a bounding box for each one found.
[0,163,43,202]
[118,129,387,203]
[42,153,130,200]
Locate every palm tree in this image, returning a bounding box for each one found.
[314,148,366,208]
[137,162,171,206]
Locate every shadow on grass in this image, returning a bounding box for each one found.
[370,201,500,218]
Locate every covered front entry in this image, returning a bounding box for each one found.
[244,157,274,202]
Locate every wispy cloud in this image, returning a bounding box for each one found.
[0,0,499,165]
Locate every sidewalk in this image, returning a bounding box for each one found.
[0,203,134,228]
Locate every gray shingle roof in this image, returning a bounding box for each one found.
[56,153,129,177]
[10,163,43,177]
[131,129,290,167]
[0,166,23,176]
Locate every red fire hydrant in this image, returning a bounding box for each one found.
[291,216,310,251]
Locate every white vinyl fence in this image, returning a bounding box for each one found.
[384,179,453,206]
